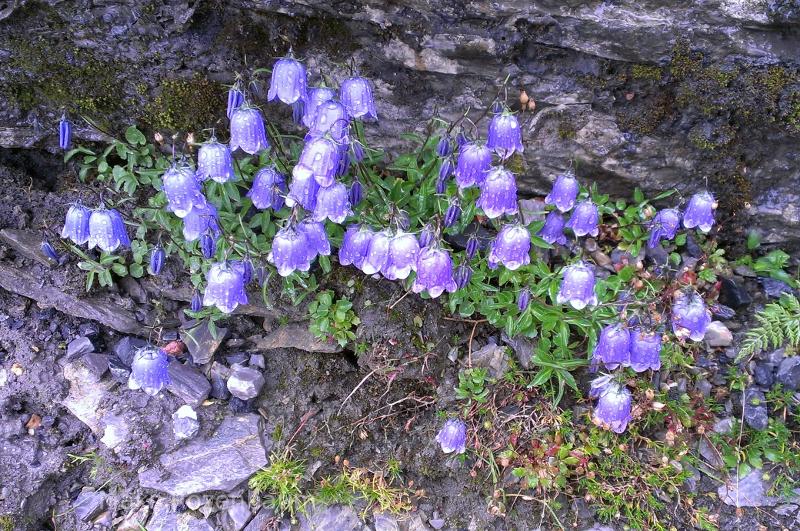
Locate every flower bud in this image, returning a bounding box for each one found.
[201,233,216,259]
[439,158,453,182]
[418,225,435,248]
[349,180,363,207]
[395,210,410,231]
[436,134,452,157]
[191,290,202,313]
[465,236,479,259]
[149,246,165,275]
[454,265,473,289]
[41,241,59,262]
[518,288,531,312]
[444,202,461,228]
[59,115,71,150]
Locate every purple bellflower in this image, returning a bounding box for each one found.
[454,264,473,289]
[203,262,248,313]
[268,57,308,105]
[149,246,165,275]
[200,233,216,259]
[518,288,531,312]
[436,418,467,454]
[59,115,71,150]
[182,202,219,242]
[487,224,531,271]
[538,211,568,245]
[444,201,461,228]
[671,291,711,341]
[226,81,245,119]
[545,172,579,212]
[61,204,91,245]
[349,180,362,207]
[629,328,662,372]
[292,100,304,125]
[565,200,600,237]
[487,110,524,159]
[436,134,452,157]
[197,140,235,183]
[648,208,681,248]
[477,167,518,219]
[682,191,716,233]
[88,208,128,252]
[418,225,435,248]
[248,167,287,211]
[297,219,331,259]
[230,107,269,155]
[314,182,353,223]
[384,231,420,280]
[557,262,598,309]
[340,76,378,121]
[590,375,632,434]
[592,324,631,370]
[339,225,374,269]
[454,142,492,189]
[309,100,350,143]
[268,227,312,276]
[129,346,170,396]
[286,163,320,210]
[303,86,336,127]
[412,246,457,298]
[439,158,453,182]
[41,241,59,262]
[465,236,480,259]
[163,164,205,218]
[294,136,341,188]
[190,290,202,313]
[109,209,131,248]
[361,229,391,275]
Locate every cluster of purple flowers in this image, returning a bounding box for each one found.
[61,203,130,253]
[540,171,599,244]
[647,191,717,248]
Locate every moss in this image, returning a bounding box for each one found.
[0,516,13,531]
[630,64,663,82]
[617,93,674,136]
[785,91,800,133]
[143,76,222,132]
[557,120,577,140]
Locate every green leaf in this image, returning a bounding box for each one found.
[111,263,128,276]
[129,263,144,278]
[125,126,147,146]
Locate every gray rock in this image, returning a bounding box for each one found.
[469,341,509,378]
[172,405,200,440]
[753,362,775,387]
[698,438,723,468]
[0,228,58,266]
[116,504,150,531]
[72,488,106,522]
[210,361,231,400]
[776,357,800,391]
[114,336,148,367]
[80,352,109,377]
[373,513,399,531]
[227,364,265,401]
[66,336,95,360]
[759,277,794,298]
[138,414,268,496]
[719,277,752,309]
[703,321,733,347]
[718,469,780,507]
[714,417,734,434]
[182,320,229,365]
[743,388,769,431]
[501,331,534,369]
[108,356,131,384]
[146,498,177,531]
[167,360,211,407]
[249,354,265,369]
[62,358,115,433]
[249,323,342,353]
[299,504,360,531]
[220,500,253,531]
[775,503,798,517]
[100,413,130,451]
[243,508,277,531]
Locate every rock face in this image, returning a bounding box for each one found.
[138,414,268,496]
[0,2,798,248]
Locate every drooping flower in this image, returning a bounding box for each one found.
[61,204,91,245]
[267,227,313,277]
[149,246,165,275]
[297,219,331,258]
[313,182,352,224]
[109,209,131,248]
[412,247,457,298]
[436,418,466,454]
[226,81,245,119]
[629,328,662,372]
[190,290,202,313]
[518,288,531,312]
[682,191,716,233]
[200,233,216,259]
[162,164,205,218]
[436,175,448,195]
[439,158,453,182]
[236,259,253,284]
[544,172,579,212]
[292,100,304,125]
[248,167,286,211]
[590,376,632,434]
[476,167,518,219]
[671,292,711,341]
[647,208,681,248]
[454,142,492,189]
[197,140,235,183]
[182,202,219,242]
[487,110,524,159]
[350,141,364,163]
[308,100,349,143]
[418,225,435,248]
[465,236,479,259]
[303,86,337,127]
[592,324,631,370]
[436,134,452,157]
[444,201,461,228]
[88,208,127,253]
[230,107,269,155]
[267,57,308,105]
[286,164,320,210]
[538,211,567,245]
[384,232,420,280]
[454,264,473,289]
[487,224,530,270]
[340,76,378,121]
[349,180,362,207]
[41,241,59,262]
[294,136,341,188]
[129,346,170,396]
[361,229,391,275]
[565,200,599,237]
[557,262,598,309]
[339,225,374,269]
[203,262,248,313]
[59,115,71,150]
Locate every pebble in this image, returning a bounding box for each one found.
[66,336,95,360]
[743,387,769,431]
[719,277,752,308]
[73,488,107,522]
[167,360,212,407]
[776,357,800,391]
[752,362,775,387]
[172,405,200,440]
[220,500,252,531]
[718,469,779,507]
[703,321,733,347]
[227,364,265,401]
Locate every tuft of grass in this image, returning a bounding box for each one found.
[249,450,307,522]
[313,464,413,517]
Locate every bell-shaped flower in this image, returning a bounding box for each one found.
[339,225,374,269]
[592,324,631,370]
[487,111,523,159]
[629,328,662,372]
[439,158,453,182]
[294,136,341,188]
[296,219,330,260]
[197,140,235,183]
[477,167,518,219]
[286,164,320,210]
[313,182,352,224]
[418,225,435,248]
[518,288,531,312]
[190,290,202,313]
[163,164,205,218]
[436,418,466,454]
[537,211,567,245]
[648,208,681,248]
[129,346,170,396]
[455,142,492,189]
[545,172,579,212]
[465,236,480,259]
[361,229,391,275]
[682,191,716,233]
[308,101,350,143]
[109,209,131,248]
[671,292,711,341]
[384,232,420,280]
[182,202,219,242]
[412,247,457,298]
[87,208,127,252]
[340,77,378,121]
[149,246,165,275]
[436,134,452,157]
[201,233,216,259]
[487,224,530,271]
[565,200,599,237]
[203,262,248,313]
[41,241,59,262]
[454,264,473,289]
[557,262,598,309]
[444,201,461,228]
[61,204,91,245]
[267,57,308,105]
[226,82,245,119]
[59,115,71,150]
[248,167,286,211]
[303,86,336,127]
[230,107,269,155]
[349,180,362,207]
[591,376,632,434]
